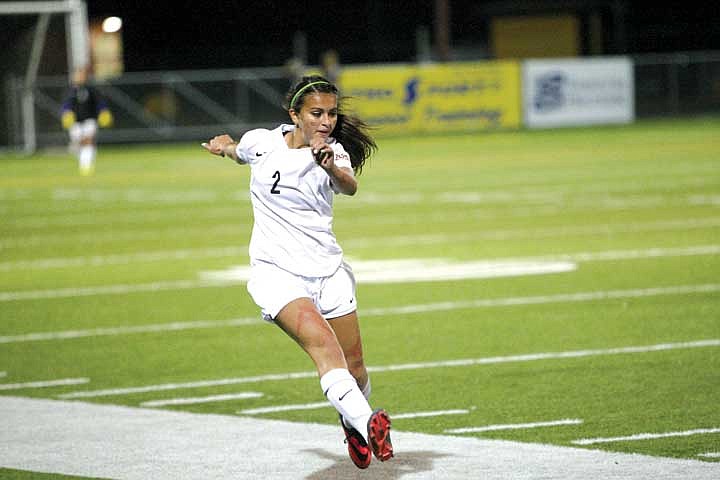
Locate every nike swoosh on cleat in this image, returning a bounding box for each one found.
[339,389,352,401]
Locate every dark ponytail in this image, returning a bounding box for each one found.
[286,75,377,175]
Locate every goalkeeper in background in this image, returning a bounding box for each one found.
[61,67,113,176]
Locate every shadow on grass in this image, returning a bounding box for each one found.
[303,448,451,479]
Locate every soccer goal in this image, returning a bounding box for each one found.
[0,1,89,153]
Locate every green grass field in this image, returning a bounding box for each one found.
[1,117,719,477]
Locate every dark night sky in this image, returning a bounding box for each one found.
[3,1,719,73]
[101,1,717,72]
[86,1,437,70]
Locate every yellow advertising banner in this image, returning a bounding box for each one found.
[338,61,521,135]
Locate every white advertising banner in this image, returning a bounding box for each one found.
[523,57,635,128]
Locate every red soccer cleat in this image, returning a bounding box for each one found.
[339,415,372,469]
[367,409,394,461]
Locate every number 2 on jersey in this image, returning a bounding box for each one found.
[271,170,281,194]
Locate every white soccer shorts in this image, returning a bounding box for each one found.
[247,260,357,322]
[69,119,98,144]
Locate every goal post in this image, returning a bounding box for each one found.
[0,1,89,153]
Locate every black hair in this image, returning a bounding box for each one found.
[286,75,376,175]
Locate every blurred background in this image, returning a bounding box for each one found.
[1,0,719,152]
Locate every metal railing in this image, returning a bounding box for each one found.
[5,66,294,150]
[632,50,720,118]
[4,51,720,151]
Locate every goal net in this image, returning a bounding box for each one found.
[0,1,90,152]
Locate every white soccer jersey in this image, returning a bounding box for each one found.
[235,124,354,277]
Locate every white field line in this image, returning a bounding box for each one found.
[446,418,583,434]
[2,216,719,251]
[203,259,577,284]
[48,187,232,203]
[0,246,248,271]
[362,283,720,316]
[237,402,470,418]
[0,279,226,302]
[698,452,720,458]
[3,284,719,344]
[0,377,90,391]
[512,245,720,263]
[2,255,720,304]
[393,409,470,420]
[572,428,720,445]
[141,392,263,407]
[58,371,319,399]
[10,204,245,229]
[0,241,715,304]
[11,180,717,225]
[238,401,329,415]
[345,217,720,248]
[57,339,720,399]
[205,244,720,284]
[360,195,712,224]
[363,339,720,374]
[0,224,246,250]
[1,170,712,205]
[10,190,715,242]
[0,190,682,228]
[5,241,715,273]
[0,318,262,344]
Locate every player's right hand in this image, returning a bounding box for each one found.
[202,134,235,157]
[61,111,75,130]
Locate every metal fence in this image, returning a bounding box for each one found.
[633,51,720,117]
[5,66,294,150]
[4,51,720,151]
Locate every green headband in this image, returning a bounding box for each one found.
[289,81,331,109]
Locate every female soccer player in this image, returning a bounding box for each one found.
[202,76,393,469]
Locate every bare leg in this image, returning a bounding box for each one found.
[274,298,373,441]
[327,311,368,390]
[274,297,347,376]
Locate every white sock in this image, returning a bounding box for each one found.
[321,368,372,442]
[79,145,96,170]
[341,377,372,430]
[361,377,371,400]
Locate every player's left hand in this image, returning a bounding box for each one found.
[311,142,334,170]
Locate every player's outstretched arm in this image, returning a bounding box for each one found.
[202,134,239,162]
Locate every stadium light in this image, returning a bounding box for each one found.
[101,16,122,33]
